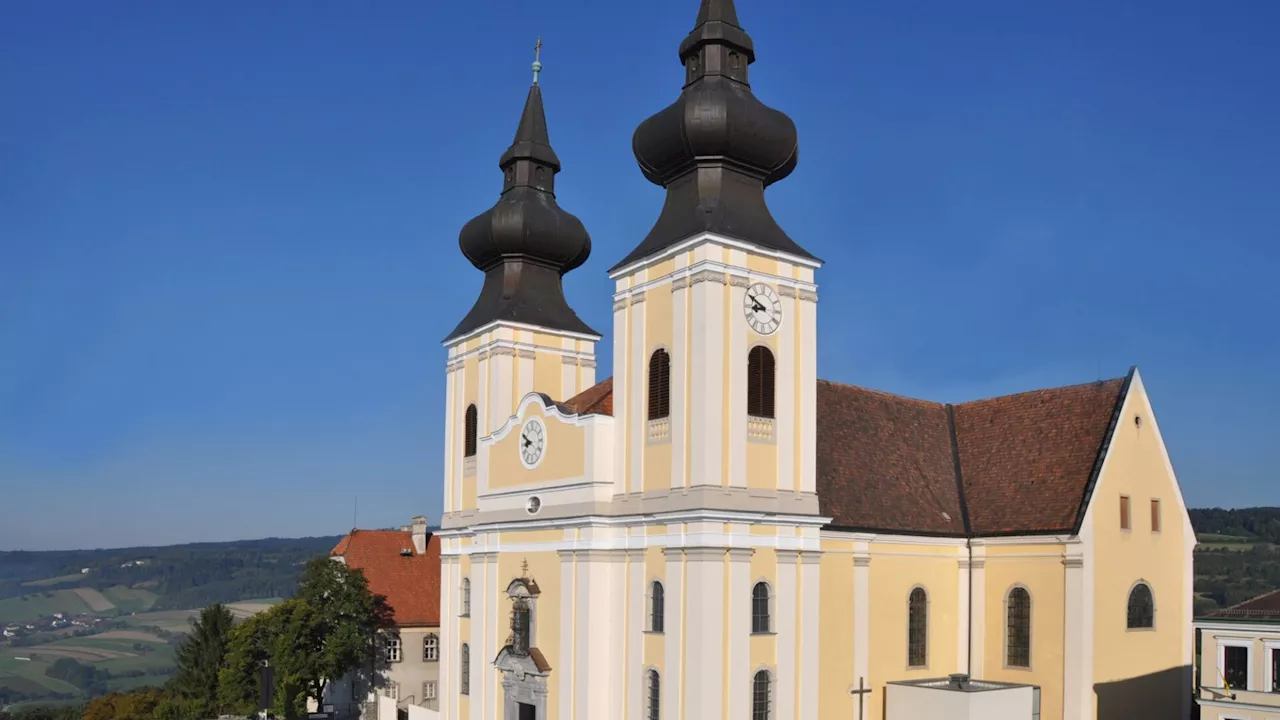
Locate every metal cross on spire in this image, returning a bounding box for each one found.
[532,37,543,85]
[520,558,530,577]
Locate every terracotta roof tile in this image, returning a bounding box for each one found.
[955,377,1127,535]
[331,529,440,626]
[526,372,1131,537]
[563,377,613,416]
[816,381,965,535]
[1209,589,1280,619]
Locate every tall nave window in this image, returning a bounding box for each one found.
[460,643,471,695]
[751,582,771,634]
[747,346,775,418]
[907,587,928,667]
[1006,586,1031,668]
[646,669,661,720]
[752,670,772,720]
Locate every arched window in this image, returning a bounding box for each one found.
[646,669,661,720]
[747,346,775,418]
[464,404,478,458]
[1006,587,1031,668]
[423,633,438,661]
[752,670,772,720]
[650,581,665,633]
[752,582,771,634]
[648,349,670,420]
[461,578,471,617]
[459,643,470,695]
[908,587,928,667]
[1127,582,1154,629]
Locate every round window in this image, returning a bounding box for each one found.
[526,496,542,515]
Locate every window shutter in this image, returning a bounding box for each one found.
[648,350,670,420]
[748,346,776,418]
[1150,499,1161,532]
[464,405,478,458]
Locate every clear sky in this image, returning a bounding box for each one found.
[2,0,1277,551]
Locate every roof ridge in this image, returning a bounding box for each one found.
[1226,587,1280,610]
[945,404,973,537]
[816,378,942,407]
[955,375,1128,408]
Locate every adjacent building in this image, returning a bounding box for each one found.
[325,516,442,719]
[1195,590,1280,719]
[433,1,1196,719]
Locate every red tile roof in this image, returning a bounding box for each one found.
[563,377,613,416]
[1209,589,1280,620]
[538,370,1132,537]
[331,529,440,627]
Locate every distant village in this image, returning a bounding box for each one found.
[2,613,105,642]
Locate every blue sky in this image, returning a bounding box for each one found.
[2,0,1277,551]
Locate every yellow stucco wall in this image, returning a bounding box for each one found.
[533,350,561,400]
[817,546,856,720]
[982,549,1067,720]
[750,548,778,670]
[643,547,666,671]
[487,404,585,490]
[1090,381,1190,719]
[494,549,562,720]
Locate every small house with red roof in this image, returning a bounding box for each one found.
[1195,589,1280,719]
[319,515,441,719]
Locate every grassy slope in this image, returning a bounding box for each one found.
[0,591,92,623]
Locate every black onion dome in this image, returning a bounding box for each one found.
[613,0,816,272]
[447,81,598,343]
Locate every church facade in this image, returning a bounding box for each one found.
[433,2,1196,719]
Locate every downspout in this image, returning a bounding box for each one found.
[946,403,974,678]
[967,538,974,677]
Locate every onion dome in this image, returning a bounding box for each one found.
[612,0,817,271]
[447,50,598,343]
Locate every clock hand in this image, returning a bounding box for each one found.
[522,436,531,449]
[751,300,767,314]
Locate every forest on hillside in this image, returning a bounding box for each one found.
[1189,507,1280,611]
[0,536,343,610]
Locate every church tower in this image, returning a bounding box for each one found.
[610,0,821,509]
[441,54,599,521]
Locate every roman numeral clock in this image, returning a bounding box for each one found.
[519,417,546,469]
[744,282,782,335]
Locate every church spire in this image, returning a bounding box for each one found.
[613,0,816,271]
[448,47,597,343]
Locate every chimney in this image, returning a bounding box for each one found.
[411,515,429,554]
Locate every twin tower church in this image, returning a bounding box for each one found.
[433,2,1195,719]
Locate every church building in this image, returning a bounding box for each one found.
[434,2,1196,719]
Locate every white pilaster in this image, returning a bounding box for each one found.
[561,337,577,400]
[628,294,646,494]
[470,552,491,720]
[445,362,459,512]
[670,269,688,490]
[728,272,747,488]
[852,545,871,718]
[728,549,753,719]
[776,550,798,720]
[683,547,725,719]
[969,549,986,675]
[798,553,821,719]
[558,551,575,720]
[798,294,817,494]
[957,551,972,674]
[661,548,684,720]
[516,331,534,399]
[689,272,725,487]
[440,555,456,720]
[612,296,628,496]
[1063,549,1085,720]
[776,289,797,492]
[626,550,645,720]
[484,551,499,717]
[574,550,622,719]
[489,351,513,435]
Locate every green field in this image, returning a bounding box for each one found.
[101,586,159,613]
[0,590,92,623]
[0,631,178,704]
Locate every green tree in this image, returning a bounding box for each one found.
[170,603,235,718]
[218,558,394,719]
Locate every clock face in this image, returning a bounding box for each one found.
[519,417,546,469]
[743,282,782,335]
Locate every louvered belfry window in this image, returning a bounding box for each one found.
[747,346,775,418]
[648,349,671,420]
[464,404,478,458]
